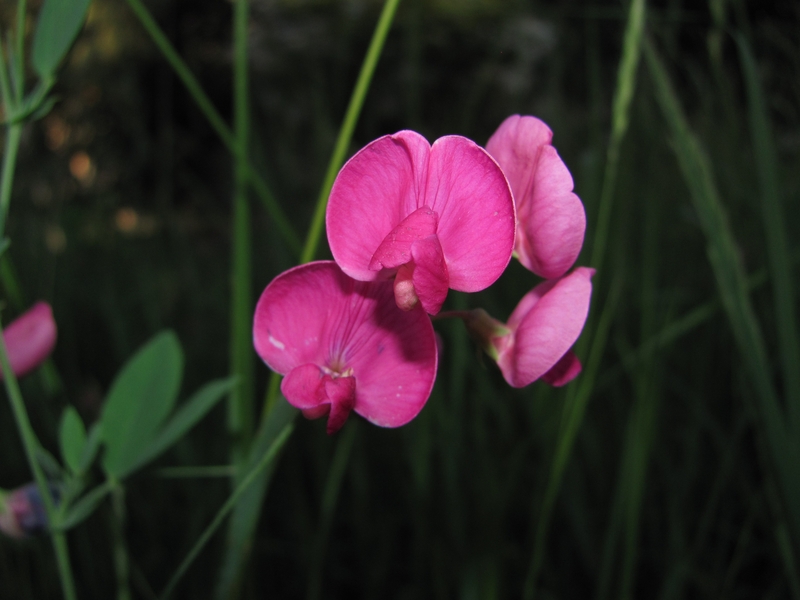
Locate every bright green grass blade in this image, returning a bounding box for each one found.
[735,34,800,429]
[300,0,402,263]
[645,34,800,573]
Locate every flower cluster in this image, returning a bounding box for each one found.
[253,115,593,434]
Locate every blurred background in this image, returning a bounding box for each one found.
[0,0,798,597]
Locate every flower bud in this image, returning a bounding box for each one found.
[0,483,59,539]
[1,302,57,379]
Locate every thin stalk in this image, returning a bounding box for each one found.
[0,29,14,112]
[300,0,402,263]
[123,0,301,256]
[160,423,293,600]
[306,422,359,600]
[110,484,132,600]
[0,123,21,234]
[588,0,646,276]
[14,0,26,104]
[0,320,77,600]
[228,0,254,466]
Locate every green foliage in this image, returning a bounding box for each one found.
[31,0,93,80]
[58,406,86,475]
[100,330,183,478]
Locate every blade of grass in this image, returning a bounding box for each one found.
[735,33,800,429]
[122,0,301,256]
[644,34,800,577]
[524,1,645,596]
[228,0,254,467]
[160,422,294,600]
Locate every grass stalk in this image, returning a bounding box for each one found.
[523,1,645,596]
[160,423,294,600]
[122,0,301,256]
[644,33,800,578]
[228,0,254,466]
[735,34,800,429]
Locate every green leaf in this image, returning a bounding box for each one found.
[123,377,236,476]
[100,330,183,479]
[31,0,93,79]
[78,422,103,474]
[56,482,113,531]
[59,407,86,475]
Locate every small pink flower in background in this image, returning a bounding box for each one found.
[253,261,438,434]
[326,131,516,315]
[462,267,594,388]
[0,483,59,539]
[0,302,57,379]
[486,115,586,279]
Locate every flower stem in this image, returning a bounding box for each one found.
[110,483,132,600]
[0,319,78,600]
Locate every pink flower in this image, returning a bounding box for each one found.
[0,302,57,380]
[0,482,59,539]
[253,261,438,434]
[326,131,516,315]
[486,115,586,279]
[462,267,594,388]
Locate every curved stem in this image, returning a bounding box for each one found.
[0,320,78,600]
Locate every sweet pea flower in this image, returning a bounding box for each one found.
[0,302,57,380]
[253,261,438,434]
[486,115,586,279]
[460,267,594,388]
[326,131,515,315]
[0,483,60,539]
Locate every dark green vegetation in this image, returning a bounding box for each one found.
[1,0,799,598]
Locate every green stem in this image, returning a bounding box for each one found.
[228,0,254,465]
[0,319,77,600]
[0,123,22,234]
[160,423,293,600]
[14,0,26,104]
[110,483,132,600]
[122,0,301,256]
[300,0,402,264]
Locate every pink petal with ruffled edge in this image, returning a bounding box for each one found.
[486,115,586,279]
[253,261,437,431]
[496,267,594,388]
[327,131,515,313]
[0,302,57,380]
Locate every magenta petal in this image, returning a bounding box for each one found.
[520,146,586,278]
[254,261,438,429]
[324,376,356,434]
[497,267,594,387]
[485,115,553,199]
[327,131,431,281]
[409,234,449,315]
[541,350,582,387]
[281,364,326,409]
[369,206,438,271]
[487,115,586,279]
[1,302,57,380]
[425,135,515,292]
